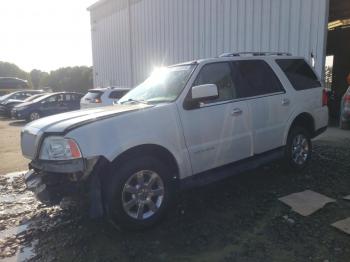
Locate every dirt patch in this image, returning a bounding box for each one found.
[0,118,28,174]
[0,135,350,261]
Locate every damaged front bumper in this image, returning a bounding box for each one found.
[24,157,107,218]
[24,158,97,205]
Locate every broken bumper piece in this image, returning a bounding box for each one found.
[24,168,84,205]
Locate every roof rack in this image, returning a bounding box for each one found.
[219,52,292,57]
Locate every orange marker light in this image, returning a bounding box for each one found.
[68,139,81,158]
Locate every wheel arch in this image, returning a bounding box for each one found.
[284,112,316,144]
[110,144,180,180]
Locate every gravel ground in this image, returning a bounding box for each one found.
[0,118,28,174]
[0,122,349,262]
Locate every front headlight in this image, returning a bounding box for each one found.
[39,136,82,160]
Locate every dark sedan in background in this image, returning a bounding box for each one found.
[12,92,84,122]
[0,93,46,117]
[0,90,44,104]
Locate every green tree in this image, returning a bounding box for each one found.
[29,69,49,89]
[0,61,93,93]
[46,66,93,93]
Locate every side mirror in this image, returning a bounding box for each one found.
[184,84,219,110]
[191,84,218,101]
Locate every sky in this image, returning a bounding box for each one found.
[0,0,97,72]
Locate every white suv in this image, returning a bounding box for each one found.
[80,87,130,108]
[21,53,328,229]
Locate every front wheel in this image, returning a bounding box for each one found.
[28,111,41,122]
[106,156,175,230]
[284,127,312,171]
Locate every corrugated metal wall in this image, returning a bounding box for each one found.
[90,0,329,88]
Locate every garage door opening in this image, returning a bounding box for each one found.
[326,0,350,118]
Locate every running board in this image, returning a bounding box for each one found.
[180,147,285,190]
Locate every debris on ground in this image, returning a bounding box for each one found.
[343,195,350,201]
[332,217,350,235]
[278,190,336,216]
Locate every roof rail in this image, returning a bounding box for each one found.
[219,52,292,57]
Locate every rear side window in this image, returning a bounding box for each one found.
[231,60,284,98]
[109,90,128,99]
[276,59,321,90]
[83,91,102,101]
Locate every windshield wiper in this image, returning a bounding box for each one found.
[120,99,149,105]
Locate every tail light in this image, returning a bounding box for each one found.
[322,89,328,107]
[94,98,101,103]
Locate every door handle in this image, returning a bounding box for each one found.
[282,98,290,106]
[231,108,242,116]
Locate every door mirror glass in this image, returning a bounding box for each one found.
[191,84,219,101]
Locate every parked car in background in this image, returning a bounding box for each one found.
[12,92,83,122]
[0,93,47,117]
[0,90,44,104]
[21,53,328,229]
[80,87,130,109]
[0,77,29,96]
[340,86,350,129]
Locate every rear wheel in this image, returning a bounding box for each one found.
[106,156,175,230]
[284,126,312,171]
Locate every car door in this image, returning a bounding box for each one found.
[55,94,70,113]
[230,59,291,154]
[178,62,252,175]
[70,94,82,110]
[40,95,59,116]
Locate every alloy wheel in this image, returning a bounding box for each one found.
[291,134,310,166]
[122,170,165,220]
[30,112,40,121]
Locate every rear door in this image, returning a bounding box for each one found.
[178,62,252,174]
[64,93,80,111]
[230,59,290,154]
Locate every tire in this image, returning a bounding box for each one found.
[284,126,312,171]
[106,156,175,230]
[28,111,41,122]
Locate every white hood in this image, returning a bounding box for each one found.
[23,104,152,134]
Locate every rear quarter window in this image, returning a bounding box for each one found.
[276,59,321,91]
[109,90,129,99]
[83,91,103,100]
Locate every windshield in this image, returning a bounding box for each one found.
[23,94,44,102]
[29,93,53,103]
[119,65,195,104]
[0,93,14,102]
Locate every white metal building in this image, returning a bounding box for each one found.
[88,0,329,88]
